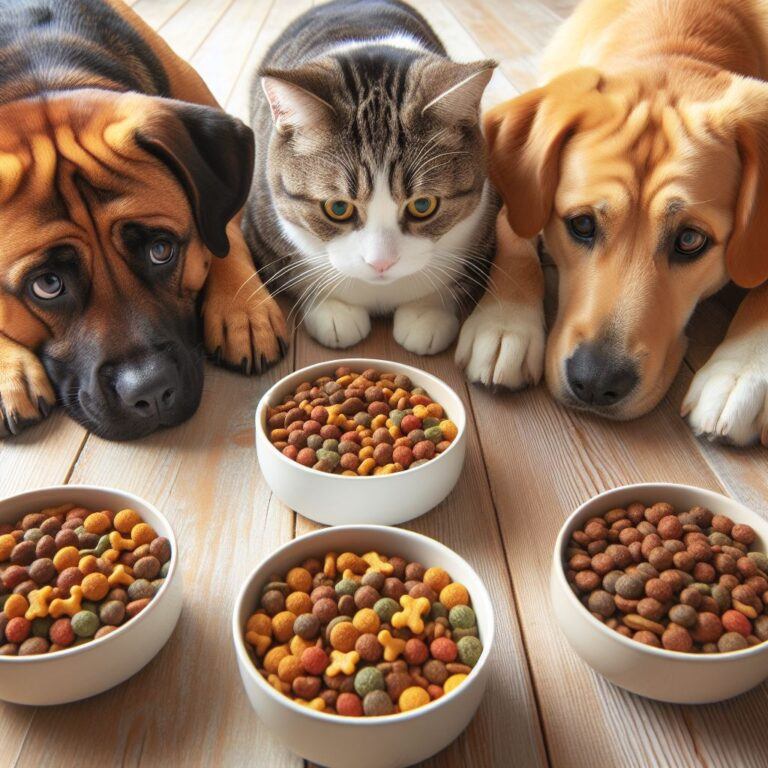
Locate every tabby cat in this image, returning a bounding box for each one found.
[245,0,498,354]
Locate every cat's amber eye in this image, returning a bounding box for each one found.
[406,195,439,219]
[323,199,356,222]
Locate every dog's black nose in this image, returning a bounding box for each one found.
[566,343,638,407]
[114,355,180,419]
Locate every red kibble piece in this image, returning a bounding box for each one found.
[301,646,329,676]
[5,617,31,644]
[404,638,429,666]
[413,440,435,461]
[2,565,28,591]
[731,524,756,546]
[310,406,328,423]
[282,445,299,460]
[430,637,457,663]
[296,448,317,467]
[711,514,734,534]
[373,443,393,466]
[400,415,422,434]
[49,618,75,646]
[337,692,363,717]
[693,562,716,583]
[392,445,413,468]
[302,420,322,435]
[320,424,341,440]
[657,516,683,540]
[722,609,752,637]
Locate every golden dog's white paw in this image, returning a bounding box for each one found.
[203,269,288,375]
[394,303,459,355]
[682,335,768,446]
[304,299,371,349]
[0,345,56,437]
[455,302,545,390]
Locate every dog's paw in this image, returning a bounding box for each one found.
[455,302,545,390]
[203,268,288,376]
[0,346,55,437]
[394,303,459,355]
[304,299,371,349]
[682,336,768,446]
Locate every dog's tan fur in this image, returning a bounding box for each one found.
[0,0,285,434]
[478,0,768,443]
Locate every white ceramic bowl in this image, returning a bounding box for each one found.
[233,525,494,768]
[551,483,768,703]
[255,358,467,526]
[0,485,182,705]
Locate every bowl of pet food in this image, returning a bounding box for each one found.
[0,485,182,705]
[233,524,493,768]
[551,482,768,703]
[255,359,467,526]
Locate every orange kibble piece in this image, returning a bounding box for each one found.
[352,608,380,634]
[263,645,290,674]
[83,512,111,535]
[440,582,470,609]
[4,593,29,619]
[246,613,272,636]
[424,567,451,593]
[426,403,444,419]
[78,555,99,575]
[0,534,15,561]
[337,553,367,575]
[131,523,156,546]
[285,591,313,616]
[81,572,109,601]
[290,634,314,657]
[53,546,80,573]
[277,654,304,683]
[272,611,297,643]
[330,621,360,652]
[439,420,458,442]
[399,686,430,712]
[114,509,142,534]
[286,567,312,593]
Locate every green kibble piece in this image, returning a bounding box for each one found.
[32,617,53,638]
[160,561,170,578]
[453,626,479,641]
[307,434,324,450]
[354,666,385,697]
[423,417,440,430]
[711,584,731,612]
[709,532,731,547]
[100,600,126,626]
[71,610,99,638]
[430,602,448,621]
[128,579,155,601]
[315,449,340,468]
[389,410,406,427]
[95,535,111,556]
[373,597,400,623]
[81,600,100,615]
[457,636,483,668]
[747,552,768,572]
[668,604,697,628]
[692,582,711,595]
[322,438,339,453]
[754,615,768,641]
[412,387,426,395]
[363,689,394,716]
[424,426,443,444]
[448,605,476,630]
[335,578,358,597]
[718,631,749,653]
[23,528,43,544]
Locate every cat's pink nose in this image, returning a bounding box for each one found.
[367,256,398,274]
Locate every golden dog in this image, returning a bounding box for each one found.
[0,0,286,440]
[461,0,768,446]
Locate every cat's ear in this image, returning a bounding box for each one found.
[420,59,497,124]
[261,71,336,134]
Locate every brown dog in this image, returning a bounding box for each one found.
[0,0,286,440]
[473,0,768,445]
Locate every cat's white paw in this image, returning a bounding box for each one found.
[455,302,545,390]
[393,303,459,355]
[682,334,768,447]
[303,299,371,349]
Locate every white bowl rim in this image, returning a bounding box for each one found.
[0,484,178,665]
[555,482,768,663]
[232,523,495,725]
[255,357,466,482]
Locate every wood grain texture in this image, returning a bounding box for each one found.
[1,1,766,767]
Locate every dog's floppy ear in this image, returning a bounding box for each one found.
[726,100,768,288]
[483,68,603,238]
[135,100,255,257]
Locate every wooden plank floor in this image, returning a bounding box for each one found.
[1,1,767,766]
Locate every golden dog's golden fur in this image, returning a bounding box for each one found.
[469,0,768,445]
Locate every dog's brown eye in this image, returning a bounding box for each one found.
[674,227,708,259]
[148,238,176,265]
[31,273,64,300]
[567,214,596,242]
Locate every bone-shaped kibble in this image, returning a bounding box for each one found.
[107,564,134,586]
[109,531,136,552]
[25,586,54,620]
[362,551,394,576]
[296,697,326,711]
[392,595,431,635]
[326,649,360,677]
[377,629,406,661]
[49,585,83,618]
[245,630,272,656]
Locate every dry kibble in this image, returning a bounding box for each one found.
[567,502,768,655]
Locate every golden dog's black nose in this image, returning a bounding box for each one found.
[114,355,180,420]
[566,343,638,407]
